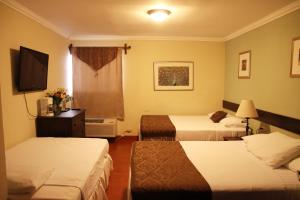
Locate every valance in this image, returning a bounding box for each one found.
[72,47,117,71]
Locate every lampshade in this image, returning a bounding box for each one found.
[236,100,258,118]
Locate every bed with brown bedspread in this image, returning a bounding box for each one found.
[140,115,176,141]
[130,141,212,200]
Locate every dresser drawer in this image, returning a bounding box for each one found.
[72,112,85,137]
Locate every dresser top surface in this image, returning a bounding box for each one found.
[38,109,85,119]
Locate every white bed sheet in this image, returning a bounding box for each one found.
[169,115,245,141]
[180,141,300,200]
[6,137,112,200]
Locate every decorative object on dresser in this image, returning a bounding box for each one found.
[290,37,300,77]
[238,51,251,79]
[153,61,194,91]
[37,97,52,116]
[236,100,258,135]
[36,109,85,137]
[45,88,72,116]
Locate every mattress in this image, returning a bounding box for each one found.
[180,141,300,200]
[169,115,245,140]
[6,137,112,200]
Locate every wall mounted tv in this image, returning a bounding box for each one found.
[17,46,49,92]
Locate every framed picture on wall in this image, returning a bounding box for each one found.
[238,51,251,79]
[153,61,194,91]
[290,37,300,78]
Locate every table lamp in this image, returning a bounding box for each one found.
[236,100,258,135]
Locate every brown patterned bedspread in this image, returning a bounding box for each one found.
[130,141,212,200]
[140,115,176,140]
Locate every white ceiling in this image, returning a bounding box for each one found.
[4,0,300,40]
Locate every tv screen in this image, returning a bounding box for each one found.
[17,46,49,91]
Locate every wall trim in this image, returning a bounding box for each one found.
[0,0,68,38]
[225,1,300,41]
[69,35,224,42]
[1,0,300,42]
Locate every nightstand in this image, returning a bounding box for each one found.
[223,136,243,141]
[36,109,85,137]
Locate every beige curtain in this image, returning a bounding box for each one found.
[72,47,124,120]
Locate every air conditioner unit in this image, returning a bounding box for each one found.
[85,118,117,138]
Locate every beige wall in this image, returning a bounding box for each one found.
[72,40,225,135]
[225,9,300,134]
[0,85,7,199]
[0,3,70,148]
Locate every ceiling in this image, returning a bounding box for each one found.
[6,0,300,40]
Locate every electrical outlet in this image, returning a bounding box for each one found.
[125,129,132,133]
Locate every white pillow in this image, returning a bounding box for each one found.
[285,157,300,172]
[7,165,53,194]
[242,132,300,168]
[242,133,273,148]
[219,116,245,128]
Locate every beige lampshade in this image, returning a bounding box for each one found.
[236,100,258,118]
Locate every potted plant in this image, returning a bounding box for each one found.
[46,88,72,115]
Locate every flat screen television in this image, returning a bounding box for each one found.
[17,46,49,92]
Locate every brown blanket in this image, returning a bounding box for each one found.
[140,115,176,140]
[131,141,212,200]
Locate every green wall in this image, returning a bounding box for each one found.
[225,9,300,126]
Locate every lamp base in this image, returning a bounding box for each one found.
[245,117,250,135]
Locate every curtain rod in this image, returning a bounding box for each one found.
[68,43,131,55]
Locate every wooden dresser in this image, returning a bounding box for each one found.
[36,109,85,137]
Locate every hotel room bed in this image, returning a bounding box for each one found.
[6,137,112,200]
[130,135,300,200]
[140,115,246,141]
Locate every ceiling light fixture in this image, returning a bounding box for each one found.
[147,9,171,22]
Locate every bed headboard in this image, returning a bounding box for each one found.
[223,100,300,135]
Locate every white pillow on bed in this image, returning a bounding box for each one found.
[242,132,300,169]
[7,165,53,194]
[285,157,300,172]
[219,116,245,128]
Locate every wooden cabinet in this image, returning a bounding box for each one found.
[36,109,85,137]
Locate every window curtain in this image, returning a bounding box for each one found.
[72,47,124,120]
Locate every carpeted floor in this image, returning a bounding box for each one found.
[106,136,137,200]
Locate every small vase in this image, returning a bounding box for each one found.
[53,103,61,116]
[61,100,66,111]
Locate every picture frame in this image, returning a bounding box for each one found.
[238,51,251,79]
[290,37,300,78]
[153,61,194,91]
